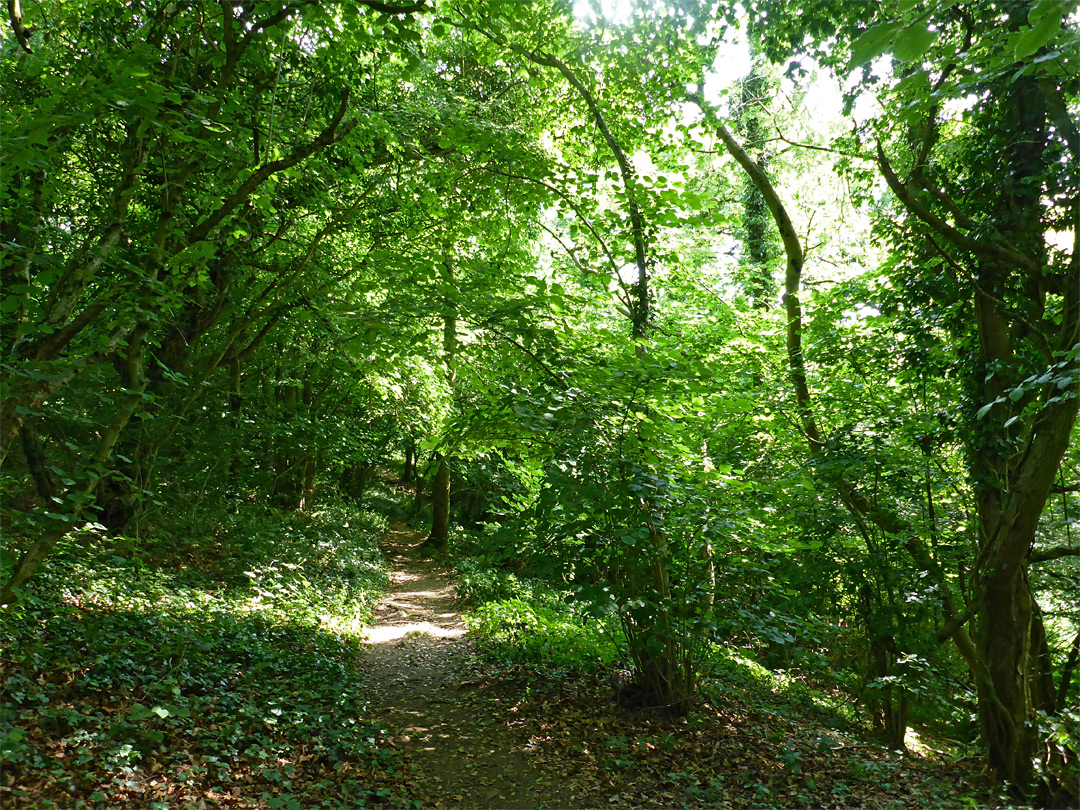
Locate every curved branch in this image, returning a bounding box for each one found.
[485,167,623,281]
[465,13,651,338]
[514,47,650,337]
[875,143,1039,273]
[188,90,356,245]
[7,0,32,52]
[690,91,820,449]
[1029,546,1080,564]
[691,90,982,671]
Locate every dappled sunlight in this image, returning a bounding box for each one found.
[364,621,466,643]
[365,532,467,647]
[903,727,954,759]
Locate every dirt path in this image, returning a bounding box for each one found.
[356,519,1009,810]
[361,520,566,809]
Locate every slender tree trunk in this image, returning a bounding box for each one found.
[1057,631,1080,712]
[2,325,149,606]
[300,456,318,511]
[423,250,457,555]
[425,452,451,553]
[402,435,416,482]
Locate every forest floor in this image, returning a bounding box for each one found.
[359,520,568,808]
[358,520,1011,810]
[1,495,1020,810]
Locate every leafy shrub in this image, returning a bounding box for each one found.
[465,596,623,672]
[454,559,553,605]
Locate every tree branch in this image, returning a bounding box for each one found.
[7,0,32,52]
[468,15,651,338]
[357,0,431,13]
[485,167,623,282]
[187,90,356,245]
[689,90,820,449]
[1029,546,1080,564]
[875,143,1039,273]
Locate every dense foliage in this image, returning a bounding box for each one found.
[2,0,1077,806]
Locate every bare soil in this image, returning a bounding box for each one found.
[361,521,568,809]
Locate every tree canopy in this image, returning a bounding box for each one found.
[2,0,1077,806]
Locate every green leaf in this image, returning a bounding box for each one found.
[1029,0,1065,26]
[4,728,25,743]
[849,22,903,69]
[892,23,938,61]
[1014,8,1063,60]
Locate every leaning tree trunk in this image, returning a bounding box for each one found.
[1,325,150,606]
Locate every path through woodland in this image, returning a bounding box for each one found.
[361,520,568,809]
[358,520,1011,810]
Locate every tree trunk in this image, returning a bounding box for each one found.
[424,453,451,554]
[975,566,1037,789]
[422,247,457,555]
[1057,631,1080,712]
[402,436,416,482]
[299,456,318,511]
[973,419,1079,803]
[734,64,778,310]
[963,61,1079,800]
[2,325,149,606]
[271,456,301,509]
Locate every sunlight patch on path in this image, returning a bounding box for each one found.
[364,622,466,643]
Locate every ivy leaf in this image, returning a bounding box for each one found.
[976,398,1004,419]
[892,23,938,62]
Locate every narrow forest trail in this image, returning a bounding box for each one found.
[356,516,1007,810]
[361,520,567,809]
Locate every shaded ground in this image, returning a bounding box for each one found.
[361,521,567,809]
[1,495,1014,810]
[358,521,1011,810]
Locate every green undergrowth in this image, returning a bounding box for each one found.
[455,553,868,742]
[454,558,625,672]
[453,553,850,704]
[1,497,406,810]
[704,649,858,730]
[450,555,1015,808]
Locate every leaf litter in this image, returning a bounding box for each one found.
[2,515,1022,810]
